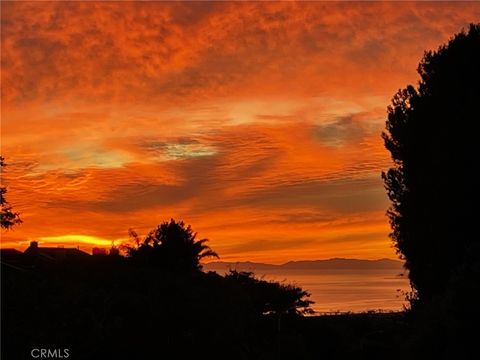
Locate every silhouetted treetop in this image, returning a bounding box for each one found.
[382,24,480,304]
[125,219,218,271]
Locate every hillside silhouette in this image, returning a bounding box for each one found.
[205,258,403,272]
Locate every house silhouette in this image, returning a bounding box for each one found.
[23,241,89,261]
[1,241,91,270]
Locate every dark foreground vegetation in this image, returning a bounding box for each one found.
[381,23,480,359]
[2,252,406,360]
[2,220,316,360]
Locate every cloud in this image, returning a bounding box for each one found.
[2,1,478,261]
[313,112,375,147]
[144,139,217,160]
[3,1,479,105]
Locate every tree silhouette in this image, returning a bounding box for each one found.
[0,157,22,229]
[125,219,218,271]
[382,24,480,304]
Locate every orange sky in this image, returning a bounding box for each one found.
[1,1,479,263]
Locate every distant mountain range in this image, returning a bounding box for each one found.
[204,258,404,273]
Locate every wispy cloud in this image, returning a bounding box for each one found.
[2,1,478,261]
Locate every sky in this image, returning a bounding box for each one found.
[1,1,479,263]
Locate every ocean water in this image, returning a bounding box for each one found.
[209,267,411,313]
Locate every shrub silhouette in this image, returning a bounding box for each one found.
[225,270,314,316]
[382,24,480,304]
[124,219,218,271]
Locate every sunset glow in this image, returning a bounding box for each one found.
[2,1,479,262]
